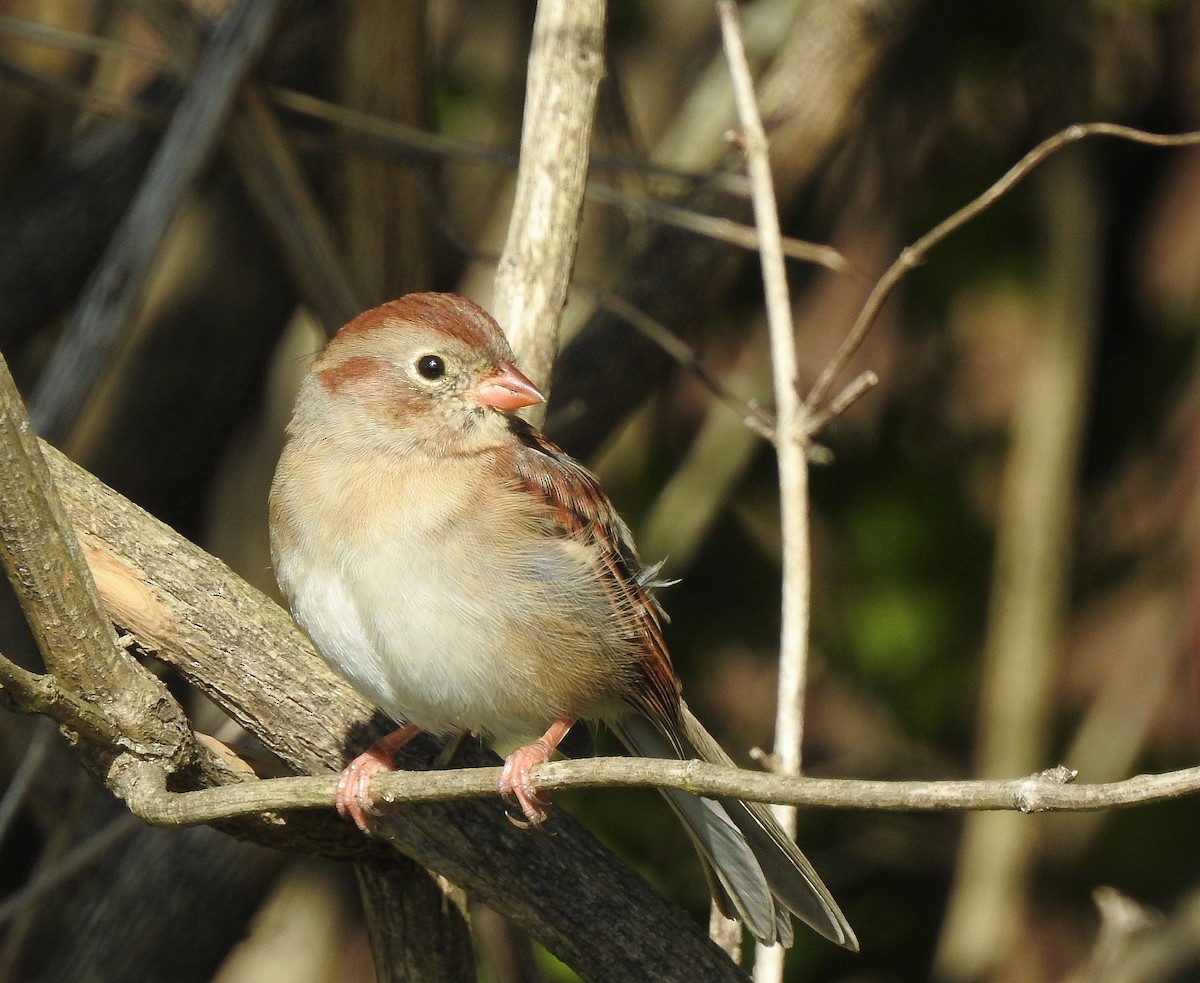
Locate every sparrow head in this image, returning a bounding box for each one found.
[293,293,544,455]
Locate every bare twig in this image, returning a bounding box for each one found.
[719,5,811,972]
[584,286,778,440]
[718,0,811,782]
[270,84,514,167]
[638,326,772,572]
[0,723,54,846]
[110,757,1200,827]
[804,122,1200,415]
[134,3,365,331]
[0,14,170,68]
[805,370,879,434]
[0,814,140,929]
[227,86,364,331]
[585,182,847,272]
[492,0,606,405]
[0,53,165,124]
[272,85,753,203]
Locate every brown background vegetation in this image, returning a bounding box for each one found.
[0,1,1198,981]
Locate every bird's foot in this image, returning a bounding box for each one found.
[500,740,554,825]
[498,717,575,826]
[336,722,421,831]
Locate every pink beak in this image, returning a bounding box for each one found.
[474,361,544,411]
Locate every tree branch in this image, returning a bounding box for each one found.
[492,0,605,406]
[22,441,744,983]
[804,122,1200,416]
[0,352,192,769]
[718,4,812,972]
[110,756,1200,827]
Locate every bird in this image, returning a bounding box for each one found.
[268,291,857,950]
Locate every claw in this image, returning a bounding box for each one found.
[497,717,575,826]
[335,723,421,831]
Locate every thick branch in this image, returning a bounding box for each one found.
[492,0,605,403]
[0,353,191,766]
[35,443,743,983]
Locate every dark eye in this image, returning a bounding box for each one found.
[416,355,445,380]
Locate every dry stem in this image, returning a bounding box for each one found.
[491,0,606,406]
[109,757,1200,827]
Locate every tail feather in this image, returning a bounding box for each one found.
[610,716,787,945]
[613,705,858,951]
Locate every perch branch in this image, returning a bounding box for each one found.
[20,441,744,983]
[111,757,1200,827]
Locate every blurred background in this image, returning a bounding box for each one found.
[0,0,1198,981]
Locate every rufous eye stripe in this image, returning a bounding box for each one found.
[317,354,385,394]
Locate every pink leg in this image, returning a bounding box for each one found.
[499,716,575,826]
[336,722,422,832]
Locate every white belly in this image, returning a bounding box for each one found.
[273,452,632,743]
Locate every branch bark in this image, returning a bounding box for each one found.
[107,757,1200,827]
[10,441,745,983]
[492,0,605,406]
[0,352,191,770]
[717,5,811,975]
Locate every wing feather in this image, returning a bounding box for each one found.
[509,420,681,733]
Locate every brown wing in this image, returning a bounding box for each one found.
[509,419,682,735]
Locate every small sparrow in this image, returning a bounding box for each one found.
[269,292,856,949]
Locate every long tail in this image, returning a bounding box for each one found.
[610,703,857,951]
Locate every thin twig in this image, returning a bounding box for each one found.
[585,182,847,272]
[0,14,171,68]
[131,3,364,331]
[268,85,750,194]
[0,723,55,846]
[227,86,364,331]
[719,5,808,973]
[0,54,165,124]
[109,756,1200,828]
[719,0,810,812]
[804,122,1200,415]
[583,286,778,441]
[0,814,140,929]
[805,370,879,434]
